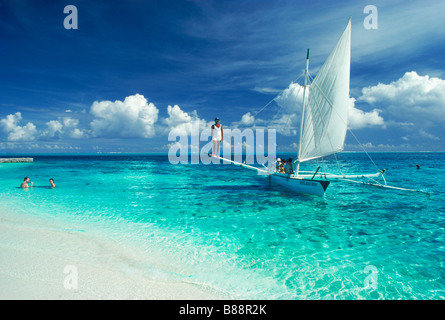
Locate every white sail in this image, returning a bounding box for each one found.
[298,19,351,163]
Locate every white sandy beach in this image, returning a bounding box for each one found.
[0,209,227,300]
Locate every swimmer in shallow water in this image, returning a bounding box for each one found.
[20,177,33,189]
[49,178,56,188]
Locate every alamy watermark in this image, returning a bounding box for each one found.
[63,265,78,290]
[167,120,276,173]
[363,265,378,290]
[364,5,378,30]
[63,5,78,30]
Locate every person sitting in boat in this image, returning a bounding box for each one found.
[277,159,286,173]
[285,158,294,175]
[268,158,279,173]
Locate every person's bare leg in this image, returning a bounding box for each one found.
[216,141,221,157]
[212,140,217,157]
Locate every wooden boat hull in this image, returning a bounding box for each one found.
[269,173,330,197]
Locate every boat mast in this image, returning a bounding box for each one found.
[296,48,310,177]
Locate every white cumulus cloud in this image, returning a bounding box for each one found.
[163,104,208,136]
[274,82,304,114]
[90,94,159,138]
[359,71,445,126]
[230,112,261,129]
[41,117,86,139]
[0,112,37,141]
[348,98,385,129]
[43,120,64,138]
[240,112,255,126]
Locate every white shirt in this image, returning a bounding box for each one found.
[212,124,222,141]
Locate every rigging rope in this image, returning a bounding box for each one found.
[248,74,304,151]
[276,82,302,149]
[251,74,304,119]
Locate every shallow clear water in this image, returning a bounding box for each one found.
[1,152,444,299]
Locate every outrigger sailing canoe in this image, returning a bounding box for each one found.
[217,18,427,197]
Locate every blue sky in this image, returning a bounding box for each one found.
[1,0,444,153]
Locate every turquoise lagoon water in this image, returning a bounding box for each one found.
[0,152,444,299]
